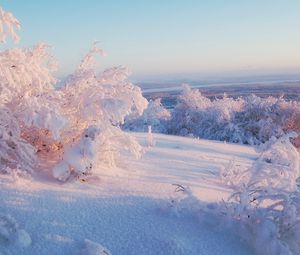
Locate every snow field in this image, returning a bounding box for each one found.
[0,133,257,255]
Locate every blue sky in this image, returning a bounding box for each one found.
[1,0,300,81]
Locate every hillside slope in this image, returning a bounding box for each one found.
[0,133,258,255]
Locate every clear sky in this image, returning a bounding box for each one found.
[1,0,300,81]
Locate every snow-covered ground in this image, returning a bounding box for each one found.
[0,133,258,255]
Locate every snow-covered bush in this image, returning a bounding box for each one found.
[164,184,202,217]
[167,84,299,145]
[0,7,58,174]
[168,84,243,138]
[233,94,296,145]
[123,98,170,133]
[0,43,65,173]
[217,134,300,255]
[0,6,148,181]
[158,134,299,254]
[52,45,148,181]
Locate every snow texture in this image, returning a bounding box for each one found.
[0,133,257,255]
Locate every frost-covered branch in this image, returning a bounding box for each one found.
[0,6,20,43]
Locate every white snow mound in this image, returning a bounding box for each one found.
[80,239,111,255]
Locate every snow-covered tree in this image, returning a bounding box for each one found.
[51,45,148,181]
[0,6,66,175]
[0,6,148,181]
[123,98,170,133]
[167,84,299,145]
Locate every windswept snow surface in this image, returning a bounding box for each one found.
[0,133,258,255]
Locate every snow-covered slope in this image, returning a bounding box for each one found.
[0,133,258,255]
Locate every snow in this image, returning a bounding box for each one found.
[52,161,71,182]
[16,229,31,248]
[80,239,111,255]
[0,133,258,255]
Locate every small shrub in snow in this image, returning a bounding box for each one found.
[217,134,300,255]
[147,126,154,147]
[167,137,300,255]
[162,184,203,217]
